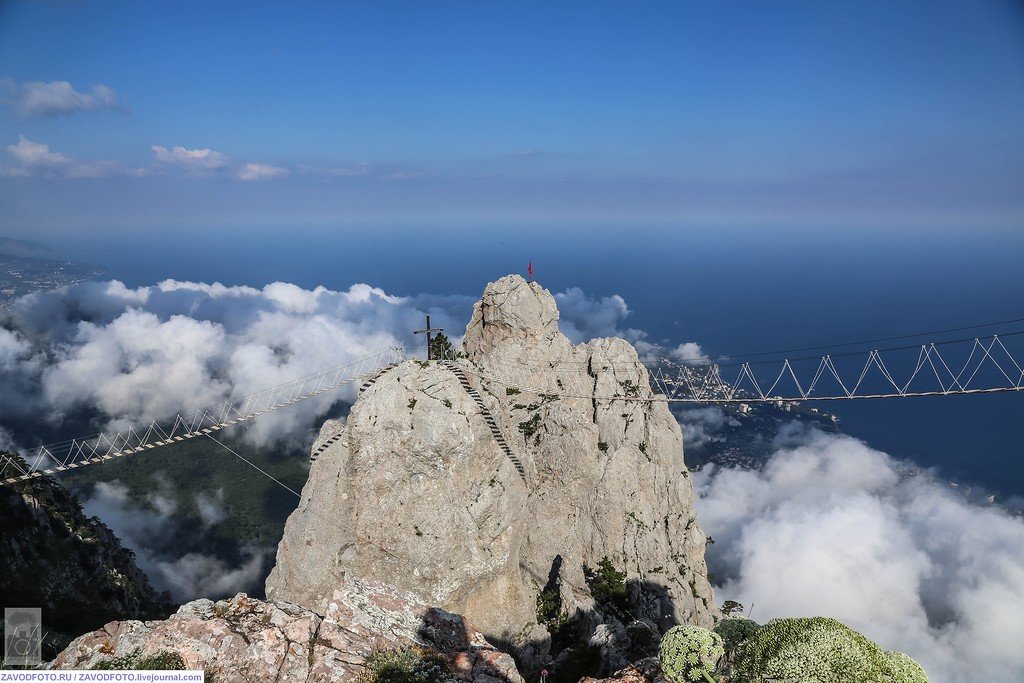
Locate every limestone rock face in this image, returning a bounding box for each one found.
[266,274,718,666]
[51,579,524,683]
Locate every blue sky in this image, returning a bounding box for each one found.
[0,0,1022,235]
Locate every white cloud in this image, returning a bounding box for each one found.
[82,481,173,545]
[3,135,144,179]
[0,278,673,450]
[676,406,727,449]
[381,169,422,180]
[237,162,289,181]
[1,79,123,117]
[151,145,229,172]
[694,423,1024,683]
[7,135,70,168]
[555,287,638,343]
[1,137,291,182]
[0,133,417,184]
[298,162,373,177]
[553,287,707,368]
[0,278,474,446]
[667,341,708,364]
[81,480,268,601]
[195,489,226,529]
[150,548,270,600]
[0,425,18,451]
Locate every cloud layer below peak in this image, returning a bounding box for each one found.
[0,277,701,448]
[695,424,1024,683]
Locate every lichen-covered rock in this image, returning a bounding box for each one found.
[266,275,718,669]
[50,578,524,683]
[658,625,723,683]
[731,617,929,683]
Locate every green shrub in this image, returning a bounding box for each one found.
[659,625,724,683]
[714,616,760,653]
[428,333,455,361]
[518,413,542,439]
[536,586,568,633]
[720,600,744,618]
[732,617,928,683]
[885,651,928,683]
[587,556,628,612]
[356,645,454,683]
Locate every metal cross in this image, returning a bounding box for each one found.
[413,315,444,360]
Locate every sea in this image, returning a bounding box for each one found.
[52,223,1024,500]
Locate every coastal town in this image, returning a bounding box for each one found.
[0,252,105,307]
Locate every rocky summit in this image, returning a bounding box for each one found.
[51,578,525,683]
[266,274,718,670]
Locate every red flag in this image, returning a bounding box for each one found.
[528,261,533,281]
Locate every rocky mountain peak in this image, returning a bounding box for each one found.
[463,274,567,361]
[266,275,718,675]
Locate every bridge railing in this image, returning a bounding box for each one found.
[651,333,1024,402]
[438,334,1023,403]
[4,329,1023,488]
[0,347,405,486]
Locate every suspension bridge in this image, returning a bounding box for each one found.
[473,332,1024,403]
[1,327,1021,487]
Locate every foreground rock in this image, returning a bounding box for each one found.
[51,578,524,683]
[580,658,662,683]
[267,274,718,672]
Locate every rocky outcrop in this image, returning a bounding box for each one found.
[51,578,524,683]
[0,453,171,657]
[266,275,718,670]
[580,657,664,683]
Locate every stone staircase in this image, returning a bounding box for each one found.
[442,361,527,485]
[309,429,344,464]
[358,363,398,395]
[311,364,398,463]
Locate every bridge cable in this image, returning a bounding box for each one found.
[203,432,406,562]
[710,316,1024,360]
[716,329,1024,368]
[204,434,301,498]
